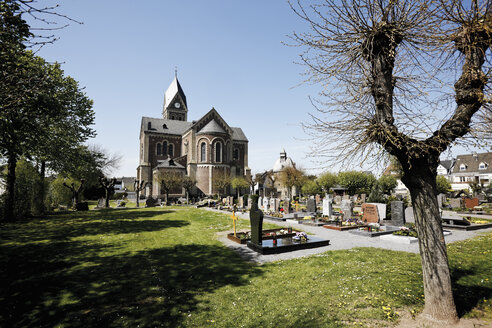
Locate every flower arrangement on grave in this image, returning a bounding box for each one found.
[292,231,308,241]
[393,223,418,238]
[303,215,313,221]
[342,218,363,226]
[367,222,380,232]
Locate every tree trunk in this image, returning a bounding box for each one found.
[136,190,140,208]
[33,161,46,215]
[105,188,110,208]
[404,170,459,324]
[3,153,17,221]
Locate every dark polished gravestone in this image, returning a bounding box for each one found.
[307,198,317,213]
[390,201,405,226]
[248,195,263,246]
[247,196,330,254]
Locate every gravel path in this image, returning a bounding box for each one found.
[208,208,492,264]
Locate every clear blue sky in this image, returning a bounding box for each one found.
[32,0,480,178]
[32,0,328,177]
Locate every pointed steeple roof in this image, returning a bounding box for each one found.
[164,76,187,109]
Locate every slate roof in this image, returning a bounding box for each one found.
[197,119,226,135]
[154,156,185,169]
[164,77,187,109]
[439,160,454,171]
[141,117,193,135]
[231,127,248,142]
[452,152,492,174]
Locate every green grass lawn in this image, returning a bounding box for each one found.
[0,207,490,328]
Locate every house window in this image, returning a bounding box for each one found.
[162,141,168,156]
[459,177,466,182]
[459,164,467,171]
[479,162,488,170]
[233,148,239,160]
[157,143,162,155]
[215,142,222,163]
[200,142,206,162]
[168,144,174,157]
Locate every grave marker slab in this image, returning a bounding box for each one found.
[449,198,461,209]
[283,198,291,214]
[362,203,379,223]
[361,193,366,203]
[391,201,405,226]
[334,195,342,205]
[249,196,264,246]
[323,198,333,217]
[307,198,317,213]
[464,198,479,209]
[340,199,353,219]
[263,197,270,211]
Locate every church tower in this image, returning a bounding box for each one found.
[162,74,188,121]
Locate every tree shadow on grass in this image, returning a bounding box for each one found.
[451,268,492,317]
[0,210,185,243]
[0,241,262,328]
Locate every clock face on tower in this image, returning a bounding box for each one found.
[175,102,181,108]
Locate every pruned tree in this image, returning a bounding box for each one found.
[62,179,84,209]
[99,177,116,208]
[231,177,250,198]
[157,171,183,204]
[134,180,146,207]
[279,166,305,198]
[290,0,491,323]
[182,176,197,203]
[213,171,231,198]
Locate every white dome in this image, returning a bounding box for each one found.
[273,150,295,172]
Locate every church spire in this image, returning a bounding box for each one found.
[163,73,188,121]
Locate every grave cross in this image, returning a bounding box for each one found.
[295,201,299,212]
[230,211,238,237]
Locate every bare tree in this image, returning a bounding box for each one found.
[157,171,183,205]
[134,180,145,208]
[62,179,84,209]
[290,0,491,324]
[99,177,116,208]
[182,176,197,203]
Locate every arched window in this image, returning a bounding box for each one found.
[234,148,239,160]
[157,143,162,155]
[168,144,174,157]
[200,142,206,162]
[215,142,222,163]
[171,115,175,120]
[162,141,168,156]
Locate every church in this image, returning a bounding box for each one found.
[136,75,250,198]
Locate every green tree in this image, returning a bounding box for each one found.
[436,176,452,195]
[378,175,398,195]
[301,179,322,196]
[213,171,231,198]
[280,166,305,198]
[316,172,338,195]
[231,177,249,198]
[291,0,490,322]
[338,171,376,195]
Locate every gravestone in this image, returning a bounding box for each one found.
[270,198,279,212]
[353,195,358,203]
[249,195,264,246]
[391,201,405,226]
[373,203,387,220]
[464,197,479,209]
[342,195,350,201]
[283,198,291,214]
[315,194,321,204]
[361,193,366,203]
[97,198,105,208]
[247,197,252,209]
[405,207,415,223]
[334,195,342,205]
[322,198,333,217]
[361,203,379,223]
[449,198,461,209]
[307,198,317,213]
[437,194,446,208]
[239,197,244,208]
[258,196,263,210]
[263,197,270,211]
[340,199,353,219]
